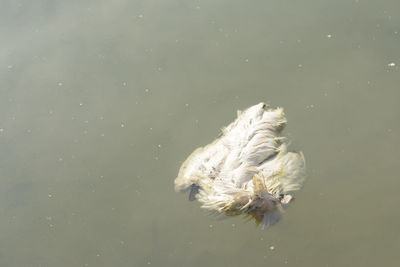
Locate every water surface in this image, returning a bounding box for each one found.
[1,0,400,266]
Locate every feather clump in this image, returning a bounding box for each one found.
[174,103,305,229]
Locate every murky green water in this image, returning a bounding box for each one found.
[1,0,399,266]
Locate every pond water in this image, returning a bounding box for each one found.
[1,0,399,266]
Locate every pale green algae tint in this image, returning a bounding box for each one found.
[1,0,400,266]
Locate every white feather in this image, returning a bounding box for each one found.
[174,102,306,228]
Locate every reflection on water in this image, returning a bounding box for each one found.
[1,0,400,266]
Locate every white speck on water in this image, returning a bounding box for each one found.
[298,64,303,68]
[138,14,143,18]
[149,127,153,131]
[195,6,200,9]
[245,58,249,62]
[79,102,83,106]
[96,254,100,257]
[7,65,13,69]
[145,88,149,93]
[121,123,125,128]
[100,133,105,137]
[0,128,3,132]
[58,158,63,161]
[147,261,151,265]
[185,103,189,107]
[388,62,396,67]
[327,34,332,38]
[157,144,162,148]
[122,82,127,86]
[48,194,52,198]
[306,104,315,109]
[231,223,235,227]
[209,224,213,228]
[58,82,63,86]
[269,246,275,251]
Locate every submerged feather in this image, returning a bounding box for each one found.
[174,102,305,229]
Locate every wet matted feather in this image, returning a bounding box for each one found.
[174,103,305,229]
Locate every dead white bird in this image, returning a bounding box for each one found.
[174,103,305,229]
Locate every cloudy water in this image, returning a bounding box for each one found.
[1,0,399,266]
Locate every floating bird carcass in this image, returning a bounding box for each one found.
[174,103,305,229]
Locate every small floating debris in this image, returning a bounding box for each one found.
[388,62,396,67]
[174,103,306,229]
